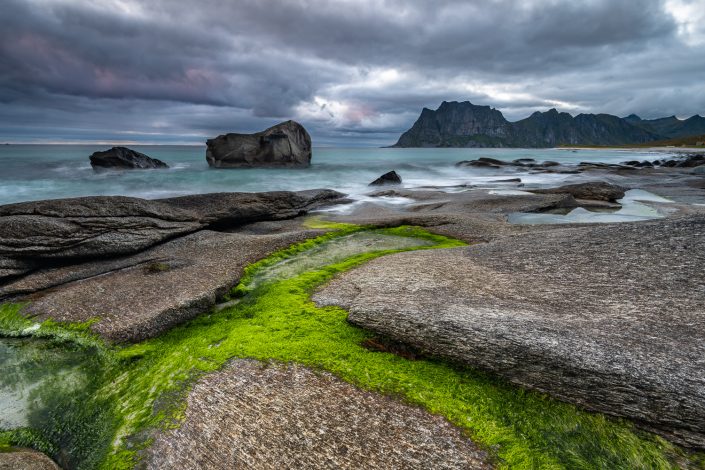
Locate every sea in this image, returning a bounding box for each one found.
[0,144,674,206]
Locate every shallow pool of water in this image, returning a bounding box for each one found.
[245,231,434,289]
[507,189,672,225]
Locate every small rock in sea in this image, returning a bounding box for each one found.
[369,171,402,186]
[89,147,169,171]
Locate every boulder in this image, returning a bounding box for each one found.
[89,147,169,170]
[528,181,626,202]
[206,120,312,168]
[369,171,402,186]
[314,215,705,448]
[0,190,344,282]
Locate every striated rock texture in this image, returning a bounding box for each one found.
[393,101,663,148]
[146,359,492,469]
[0,189,343,282]
[315,215,705,448]
[206,120,312,168]
[0,449,60,470]
[89,147,169,170]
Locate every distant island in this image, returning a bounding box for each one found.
[392,101,705,148]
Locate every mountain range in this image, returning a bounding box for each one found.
[392,101,705,148]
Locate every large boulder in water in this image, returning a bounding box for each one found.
[89,147,169,170]
[206,120,312,168]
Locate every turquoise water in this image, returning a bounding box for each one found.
[0,145,669,205]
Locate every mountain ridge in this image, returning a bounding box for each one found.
[393,101,705,148]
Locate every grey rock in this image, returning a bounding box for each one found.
[0,190,344,282]
[528,181,626,201]
[693,165,705,175]
[89,147,169,170]
[14,226,325,342]
[314,216,705,448]
[146,359,491,469]
[206,120,311,168]
[0,449,59,470]
[369,170,402,186]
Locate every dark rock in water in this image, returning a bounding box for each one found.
[539,161,560,167]
[206,120,311,168]
[636,160,653,167]
[455,160,500,168]
[513,158,535,165]
[0,189,344,282]
[529,182,626,201]
[369,171,402,186]
[624,160,641,166]
[89,147,169,170]
[490,178,521,183]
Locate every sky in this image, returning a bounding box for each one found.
[1,0,704,146]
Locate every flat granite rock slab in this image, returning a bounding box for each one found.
[15,227,324,343]
[146,359,492,469]
[0,449,60,470]
[314,215,705,448]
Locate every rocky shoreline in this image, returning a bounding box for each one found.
[1,155,705,468]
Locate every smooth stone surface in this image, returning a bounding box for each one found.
[89,146,169,170]
[146,359,492,469]
[315,215,705,448]
[206,120,311,168]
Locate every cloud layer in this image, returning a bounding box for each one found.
[1,0,704,145]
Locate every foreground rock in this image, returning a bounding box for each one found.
[528,181,626,201]
[369,170,402,186]
[315,215,705,448]
[12,225,324,342]
[0,449,59,470]
[89,147,169,170]
[206,120,312,168]
[0,189,343,282]
[146,359,491,469]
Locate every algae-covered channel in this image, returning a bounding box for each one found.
[0,224,698,469]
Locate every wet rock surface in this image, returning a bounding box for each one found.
[206,120,312,168]
[89,146,169,170]
[146,359,492,469]
[314,215,705,448]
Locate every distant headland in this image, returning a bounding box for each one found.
[392,101,705,148]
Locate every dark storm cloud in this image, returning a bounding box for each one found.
[0,0,703,145]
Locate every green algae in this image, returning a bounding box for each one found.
[0,224,701,469]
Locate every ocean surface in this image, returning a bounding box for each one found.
[0,144,674,206]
